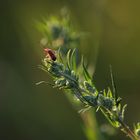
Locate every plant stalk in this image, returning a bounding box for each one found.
[118,118,139,140]
[100,107,139,140]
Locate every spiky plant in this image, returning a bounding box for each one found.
[36,10,140,140]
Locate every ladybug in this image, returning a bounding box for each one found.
[44,48,56,61]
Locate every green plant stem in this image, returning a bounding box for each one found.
[81,110,104,140]
[100,107,139,140]
[118,118,139,140]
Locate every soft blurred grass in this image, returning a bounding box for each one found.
[0,0,140,140]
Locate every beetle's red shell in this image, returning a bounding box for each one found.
[44,48,56,61]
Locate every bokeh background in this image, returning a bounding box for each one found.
[0,0,140,140]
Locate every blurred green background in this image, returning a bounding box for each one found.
[0,0,140,140]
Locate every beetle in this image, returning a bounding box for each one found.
[44,48,56,61]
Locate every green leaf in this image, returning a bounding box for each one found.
[116,97,122,107]
[82,56,91,82]
[121,104,127,120]
[100,108,120,128]
[57,47,64,63]
[110,65,118,101]
[38,65,49,73]
[36,81,55,86]
[107,88,113,98]
[78,106,91,114]
[71,48,77,71]
[103,90,107,97]
[134,122,140,137]
[66,49,72,70]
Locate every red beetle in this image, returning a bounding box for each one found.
[44,48,56,61]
